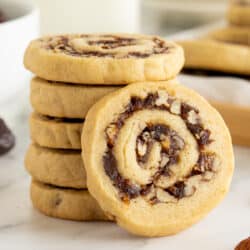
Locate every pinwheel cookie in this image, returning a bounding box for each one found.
[25,144,86,189]
[31,180,110,221]
[82,81,234,237]
[30,113,83,149]
[227,0,250,26]
[179,27,250,75]
[30,77,119,118]
[207,26,250,46]
[24,34,184,84]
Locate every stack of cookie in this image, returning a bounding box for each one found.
[24,34,184,222]
[228,0,250,27]
[179,0,250,76]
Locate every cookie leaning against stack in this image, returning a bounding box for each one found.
[82,81,234,236]
[24,33,184,222]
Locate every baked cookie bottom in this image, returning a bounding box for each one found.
[30,77,120,118]
[25,144,86,189]
[30,112,83,149]
[227,4,250,26]
[30,180,110,221]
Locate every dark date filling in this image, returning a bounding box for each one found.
[136,124,183,165]
[44,35,172,58]
[103,92,216,204]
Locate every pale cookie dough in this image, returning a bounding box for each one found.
[227,0,250,26]
[24,34,184,84]
[82,81,234,237]
[206,26,250,46]
[30,112,83,149]
[211,101,250,147]
[30,180,110,221]
[30,77,120,118]
[178,37,250,75]
[25,144,86,189]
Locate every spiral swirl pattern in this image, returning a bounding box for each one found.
[102,91,218,204]
[82,81,234,236]
[42,34,173,58]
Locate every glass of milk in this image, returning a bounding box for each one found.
[30,0,141,34]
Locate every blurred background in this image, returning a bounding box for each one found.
[4,0,228,35]
[1,2,250,249]
[0,0,229,103]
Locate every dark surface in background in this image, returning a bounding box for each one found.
[0,10,6,23]
[182,68,250,81]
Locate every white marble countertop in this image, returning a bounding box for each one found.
[0,80,249,250]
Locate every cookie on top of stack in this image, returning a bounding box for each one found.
[24,34,184,222]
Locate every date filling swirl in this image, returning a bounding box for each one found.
[103,91,220,204]
[42,34,173,58]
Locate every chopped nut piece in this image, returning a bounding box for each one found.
[65,46,73,52]
[154,174,171,189]
[156,188,176,203]
[69,38,87,52]
[159,133,167,141]
[161,137,171,150]
[160,154,170,168]
[150,131,155,138]
[144,186,156,200]
[48,37,61,48]
[170,100,181,115]
[211,156,221,172]
[137,140,147,156]
[142,131,151,142]
[172,135,185,150]
[202,171,214,181]
[197,152,215,172]
[155,91,169,106]
[184,175,201,196]
[187,110,199,125]
[184,185,196,197]
[105,124,118,146]
[166,181,186,199]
